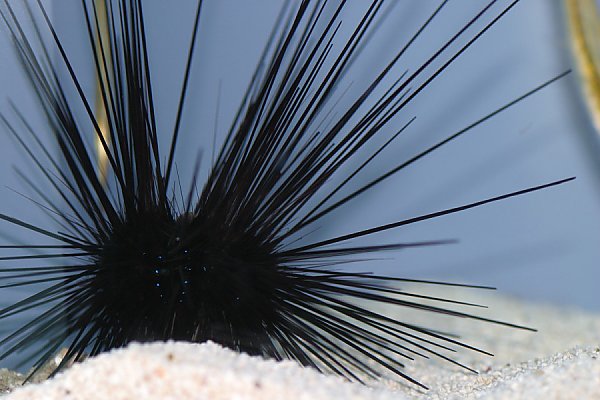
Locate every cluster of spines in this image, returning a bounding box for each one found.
[0,0,571,389]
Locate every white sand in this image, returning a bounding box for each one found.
[3,288,600,399]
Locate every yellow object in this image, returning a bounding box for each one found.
[94,0,111,185]
[566,0,600,132]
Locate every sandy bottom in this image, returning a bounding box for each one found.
[2,287,599,399]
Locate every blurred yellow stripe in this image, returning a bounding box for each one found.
[94,0,111,185]
[566,0,600,132]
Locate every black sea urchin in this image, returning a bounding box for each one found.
[0,0,572,389]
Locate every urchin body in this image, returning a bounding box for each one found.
[94,207,284,354]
